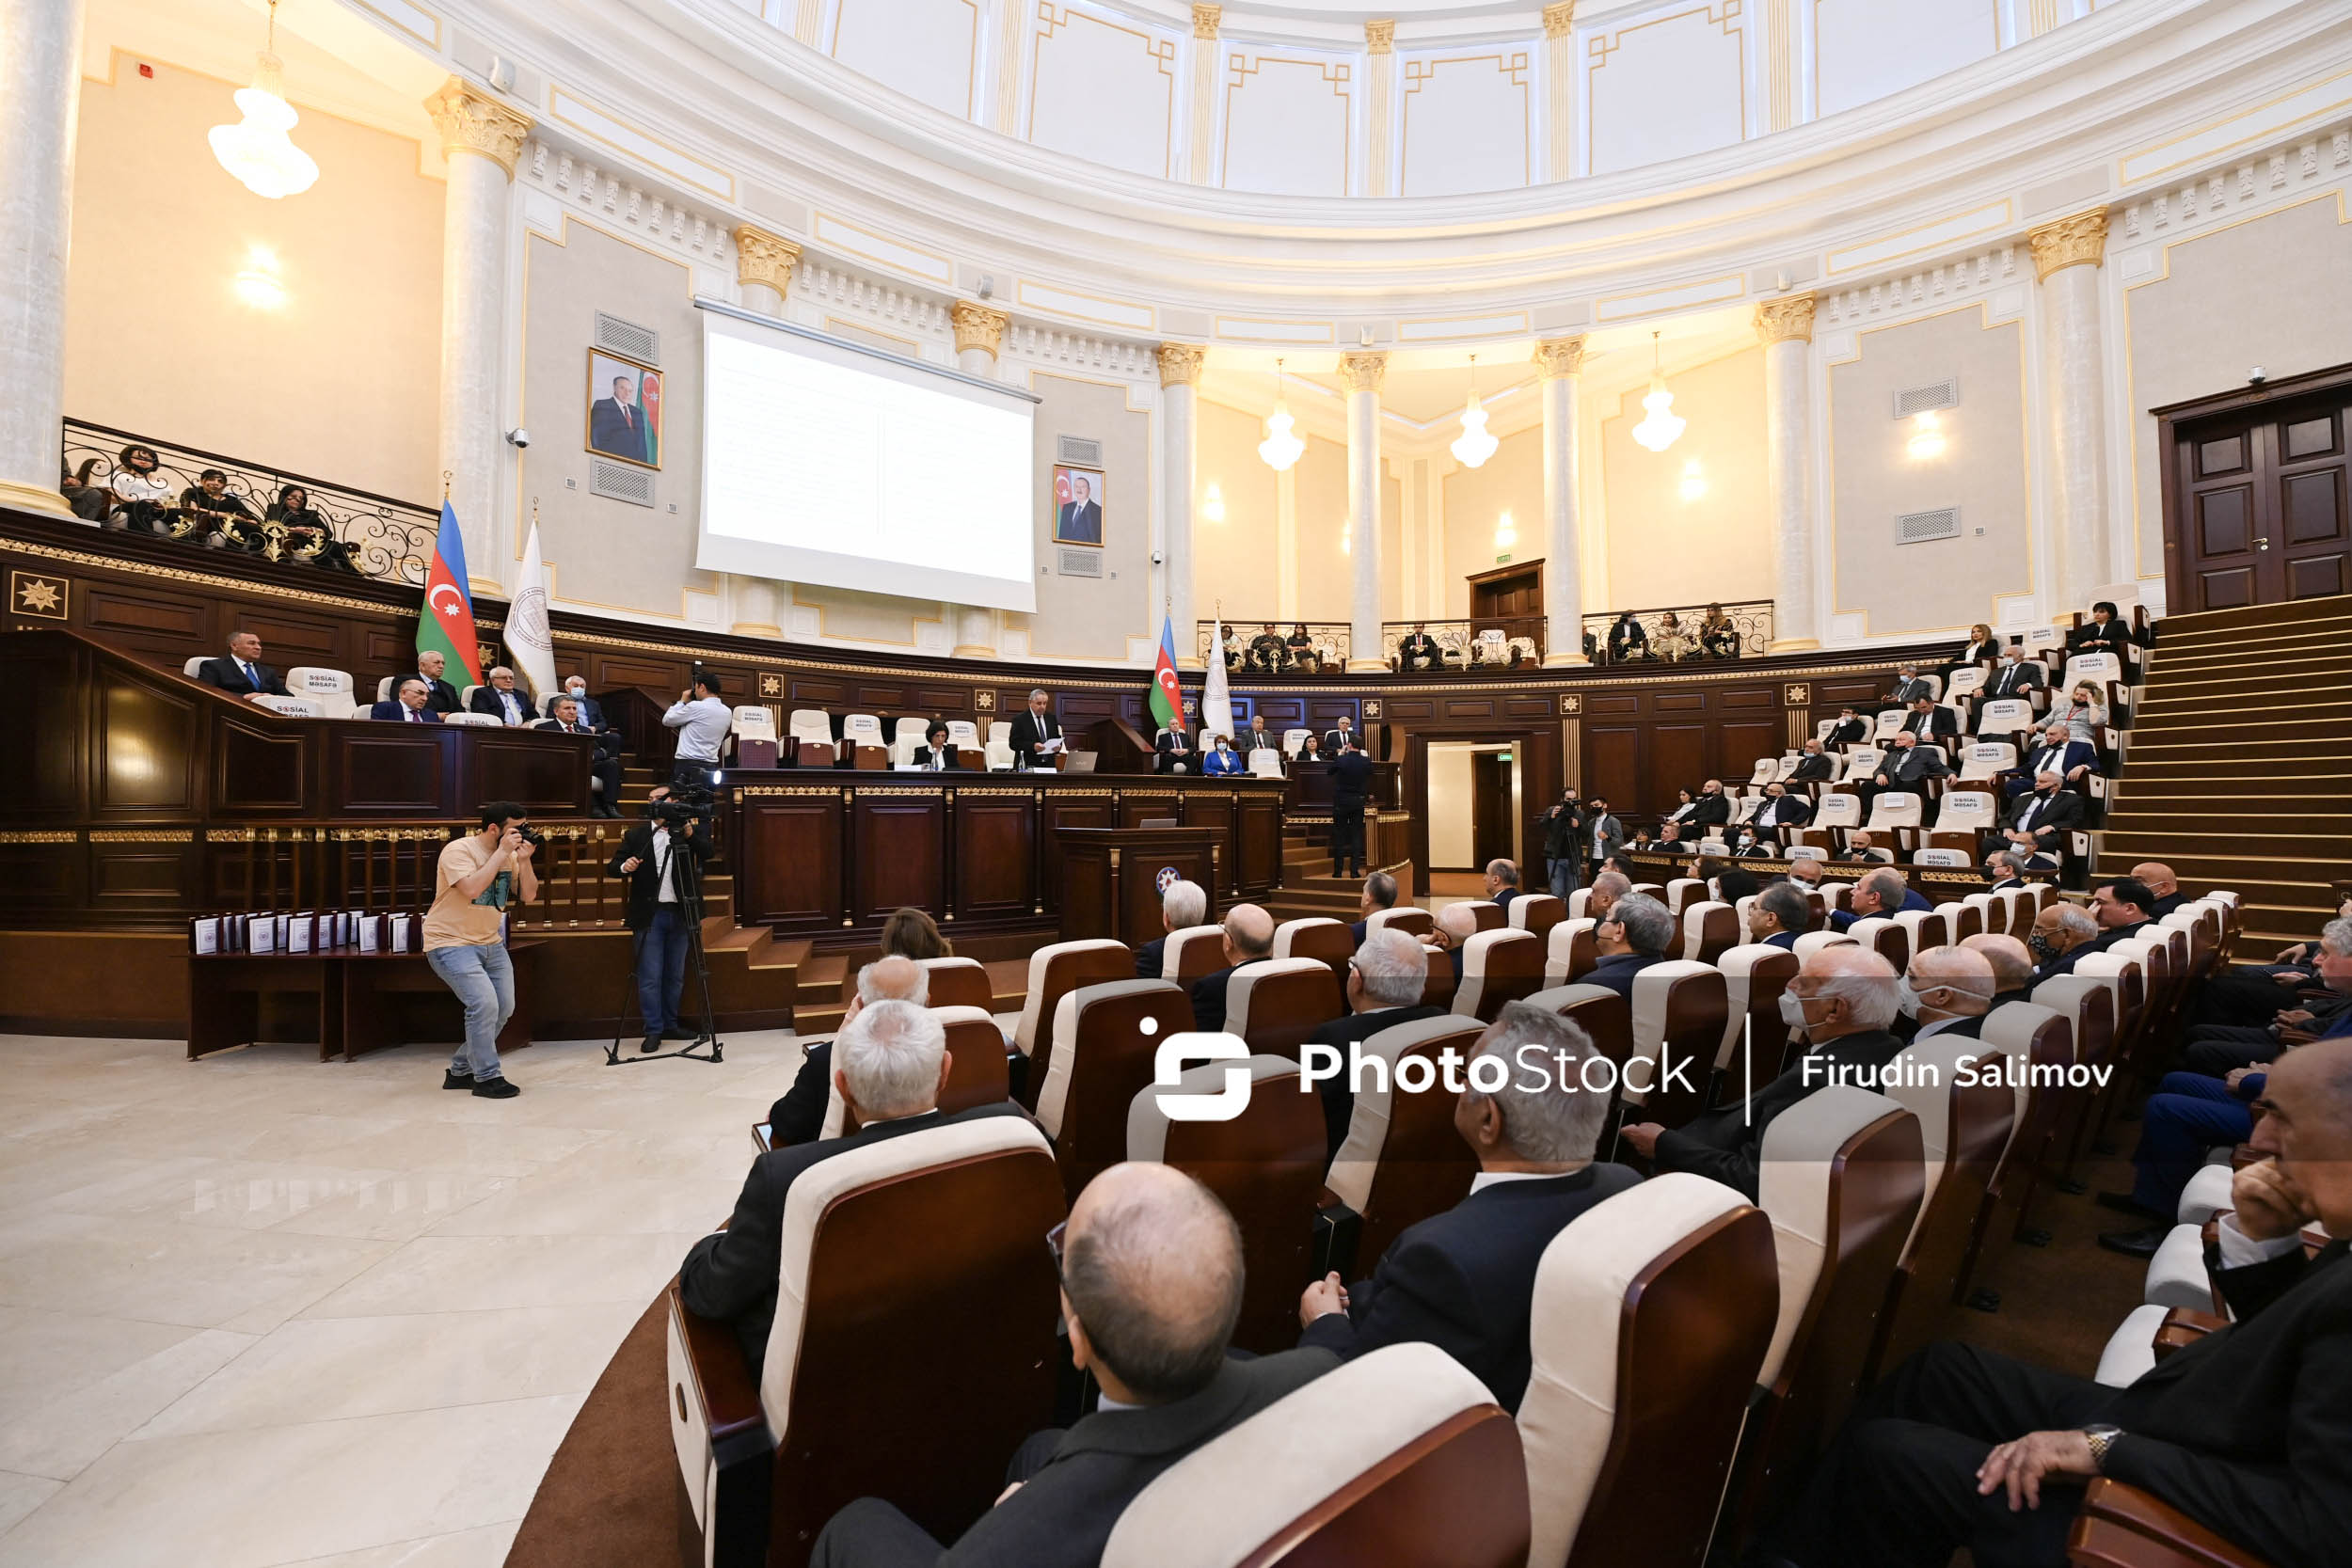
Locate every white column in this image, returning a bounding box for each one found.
[2030,209,2114,611]
[425,79,532,583]
[1158,343,1204,663]
[0,0,86,519]
[1188,6,1221,183]
[729,225,802,635]
[1341,351,1388,671]
[950,300,1011,657]
[1534,336,1587,665]
[1756,294,1820,651]
[1363,22,1395,197]
[1542,3,1576,182]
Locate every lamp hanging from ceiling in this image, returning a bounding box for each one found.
[1258,358,1305,472]
[1631,330,1686,453]
[1450,354,1499,468]
[208,0,320,200]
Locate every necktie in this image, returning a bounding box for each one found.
[241,661,258,689]
[405,708,418,723]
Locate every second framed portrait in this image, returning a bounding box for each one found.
[1051,464,1104,546]
[586,350,663,469]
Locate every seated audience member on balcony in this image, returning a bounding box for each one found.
[1829,705,1871,746]
[766,919,954,1145]
[1983,849,2029,893]
[2130,861,2185,919]
[1945,622,2001,679]
[1621,947,1904,1200]
[813,1164,1335,1568]
[179,468,257,543]
[1306,930,1441,1157]
[1247,623,1286,673]
[542,696,623,816]
[2049,681,2109,741]
[1351,870,1400,946]
[2068,597,2139,653]
[1766,1035,2352,1568]
[1882,663,1933,711]
[911,721,958,770]
[470,667,533,726]
[1751,882,1810,950]
[1653,610,1696,661]
[266,485,356,570]
[663,672,729,788]
[1753,781,1813,833]
[1397,622,1443,671]
[1857,732,1951,811]
[1790,739,1836,783]
[59,458,110,521]
[1963,933,2035,999]
[610,784,715,1053]
[1583,892,1674,999]
[370,677,441,723]
[2026,902,2103,983]
[1485,859,1522,911]
[107,443,172,530]
[1606,610,1648,663]
[1898,695,1959,743]
[1191,903,1276,1032]
[552,674,606,729]
[196,630,289,702]
[1200,736,1243,776]
[1699,603,1741,659]
[1152,719,1192,774]
[1300,1003,1641,1411]
[684,998,1026,1371]
[1420,900,1483,984]
[2003,771,2082,862]
[1285,623,1315,667]
[1985,642,2044,701]
[1324,714,1359,755]
[2010,722,2098,798]
[1137,879,1208,981]
[402,649,463,715]
[1898,946,1997,1045]
[1540,790,1584,899]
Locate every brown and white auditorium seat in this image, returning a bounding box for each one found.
[1678,900,1739,964]
[816,1005,1009,1139]
[1617,961,1728,1132]
[1367,906,1436,939]
[1037,978,1195,1205]
[1227,957,1344,1053]
[1011,939,1135,1109]
[1522,984,1635,1076]
[1451,928,1545,1022]
[1508,893,1566,941]
[1273,916,1353,978]
[788,708,834,767]
[1323,1013,1489,1272]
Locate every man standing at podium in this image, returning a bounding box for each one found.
[1330,736,1372,879]
[1009,689,1063,770]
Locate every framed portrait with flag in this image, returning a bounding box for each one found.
[1051,464,1104,546]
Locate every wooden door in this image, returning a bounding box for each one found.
[1470,567,1541,619]
[2164,372,2352,611]
[1470,752,1513,869]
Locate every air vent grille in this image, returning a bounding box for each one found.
[1895,507,1961,545]
[1057,436,1103,467]
[1056,547,1103,578]
[595,312,659,365]
[1894,378,1958,418]
[590,460,656,508]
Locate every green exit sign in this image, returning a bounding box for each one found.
[1494,552,1512,564]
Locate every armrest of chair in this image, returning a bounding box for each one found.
[2067,1478,2278,1568]
[668,1279,765,1443]
[2152,1307,2226,1359]
[1311,1196,1362,1282]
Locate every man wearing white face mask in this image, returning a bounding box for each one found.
[1897,945,1997,1044]
[1618,946,1905,1199]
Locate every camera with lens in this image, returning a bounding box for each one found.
[650,784,714,825]
[515,824,546,848]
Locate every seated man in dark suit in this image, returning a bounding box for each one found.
[1829,706,1871,746]
[1419,900,1481,985]
[1484,858,1521,911]
[2006,723,2099,800]
[1958,932,2035,1002]
[1584,892,1674,997]
[1190,902,1275,1032]
[1396,624,1443,671]
[469,666,533,726]
[1299,1002,1642,1412]
[548,674,606,728]
[1983,644,2045,701]
[1829,866,1924,931]
[1748,882,1810,950]
[1323,716,1359,755]
[2025,901,2103,982]
[682,997,1028,1369]
[1136,879,1207,982]
[1765,1036,2352,1568]
[538,695,623,816]
[1789,739,1836,783]
[2083,877,2155,949]
[1881,663,1933,712]
[1899,945,1996,1045]
[1855,731,1951,812]
[1304,929,1442,1156]
[2130,860,2185,919]
[1982,848,2028,893]
[367,676,442,723]
[813,1163,1336,1568]
[1622,945,1905,1199]
[1349,869,1399,947]
[2004,770,2084,861]
[403,649,464,715]
[1751,780,1813,834]
[1682,779,1733,840]
[1152,722,1192,774]
[196,631,290,704]
[1897,695,1959,743]
[764,956,930,1147]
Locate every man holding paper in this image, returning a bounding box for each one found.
[1009,688,1064,770]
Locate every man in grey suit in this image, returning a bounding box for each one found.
[1584,797,1625,869]
[811,1164,1335,1566]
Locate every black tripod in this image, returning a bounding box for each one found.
[606,816,723,1066]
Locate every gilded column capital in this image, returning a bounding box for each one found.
[1157,342,1206,388]
[2027,208,2110,281]
[952,300,1010,358]
[1532,336,1586,378]
[423,77,533,179]
[1338,351,1389,395]
[733,226,803,296]
[1542,2,1577,40]
[1192,3,1221,39]
[1754,293,1817,346]
[1365,19,1394,53]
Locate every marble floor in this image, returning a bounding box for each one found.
[0,1028,815,1567]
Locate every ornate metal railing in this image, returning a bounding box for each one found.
[1197,621,1353,671]
[1581,599,1773,665]
[1379,617,1547,670]
[59,419,438,587]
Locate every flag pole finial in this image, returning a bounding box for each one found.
[441,470,453,500]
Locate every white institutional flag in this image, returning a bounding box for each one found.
[508,520,560,704]
[1202,615,1234,744]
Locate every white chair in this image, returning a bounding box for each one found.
[441,711,501,727]
[1840,747,1883,782]
[1160,926,1229,984]
[1958,742,2016,782]
[251,694,324,718]
[1865,792,1922,833]
[1543,917,1597,986]
[1271,916,1348,962]
[841,713,886,764]
[2144,1224,2217,1310]
[1773,755,1801,782]
[1247,747,1284,779]
[1935,790,1996,833]
[1749,758,1779,784]
[1784,844,1827,863]
[946,720,982,752]
[2179,1162,2237,1228]
[458,683,484,712]
[1620,960,1726,1126]
[888,716,930,767]
[1665,878,1705,917]
[1814,719,1838,743]
[733,705,779,768]
[1945,666,1986,702]
[1873,710,1903,738]
[1815,794,1862,831]
[789,708,835,766]
[1791,930,1858,960]
[2065,651,2123,689]
[284,666,357,718]
[1892,907,1942,955]
[1012,940,1136,1063]
[1977,699,2033,737]
[2094,1303,2171,1387]
[374,675,396,703]
[1282,728,1311,758]
[985,721,1015,771]
[1565,889,1593,919]
[1451,928,1545,1020]
[1912,847,1971,867]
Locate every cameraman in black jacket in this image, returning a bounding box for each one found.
[607,785,713,1053]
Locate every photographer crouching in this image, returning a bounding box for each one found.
[609,784,714,1053]
[426,802,539,1098]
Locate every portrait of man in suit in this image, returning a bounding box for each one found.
[1053,465,1104,546]
[586,352,660,468]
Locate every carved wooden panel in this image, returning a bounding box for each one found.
[215,719,307,814]
[740,799,844,930]
[1719,686,1772,710]
[1717,721,1782,781]
[1650,725,1708,795]
[1584,726,1642,811]
[88,846,194,903]
[1653,692,1704,713]
[99,683,199,812]
[852,685,913,710]
[334,734,449,815]
[1442,697,1499,720]
[791,677,849,705]
[469,735,590,815]
[1,645,80,815]
[1237,798,1282,895]
[1586,694,1640,716]
[1504,696,1552,718]
[1382,699,1434,721]
[914,686,968,711]
[601,659,684,690]
[953,793,1037,922]
[0,844,77,912]
[82,584,207,645]
[852,795,944,921]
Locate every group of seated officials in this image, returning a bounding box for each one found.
[1151,714,1364,774]
[63,445,358,571]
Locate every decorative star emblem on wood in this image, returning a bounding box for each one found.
[11,573,65,617]
[1558,694,1581,714]
[1784,684,1811,705]
[758,673,784,699]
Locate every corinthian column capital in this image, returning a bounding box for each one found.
[952,300,1010,359]
[733,226,803,296]
[1755,293,1817,346]
[1542,2,1577,39]
[2027,209,2110,282]
[1365,20,1395,53]
[1157,341,1206,387]
[1338,351,1389,394]
[423,77,533,179]
[1532,336,1586,378]
[1192,3,1222,39]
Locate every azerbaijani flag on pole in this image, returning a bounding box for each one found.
[1148,615,1183,734]
[419,500,484,686]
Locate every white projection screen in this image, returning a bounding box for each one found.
[695,310,1038,612]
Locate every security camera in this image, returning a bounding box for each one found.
[506,428,531,449]
[2247,368,2267,386]
[1151,549,1164,565]
[977,276,995,300]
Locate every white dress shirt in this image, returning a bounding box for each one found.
[663,695,732,763]
[1470,1169,1569,1196]
[650,825,676,903]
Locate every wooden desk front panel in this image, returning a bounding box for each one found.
[953,789,1038,923]
[738,792,847,932]
[851,790,946,924]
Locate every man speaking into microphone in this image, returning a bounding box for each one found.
[608,785,713,1053]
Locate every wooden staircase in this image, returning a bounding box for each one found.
[1264,821,1414,923]
[2095,595,2352,954]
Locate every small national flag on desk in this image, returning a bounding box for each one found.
[1149,616,1183,733]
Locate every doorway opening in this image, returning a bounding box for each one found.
[2156,362,2351,611]
[1424,739,1522,886]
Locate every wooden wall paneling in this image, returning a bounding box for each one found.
[913,686,968,713]
[601,658,687,690]
[98,682,200,815]
[1253,698,1306,725]
[1120,787,1186,829]
[1383,699,1434,721]
[1307,699,1361,727]
[87,841,199,911]
[213,716,309,816]
[1237,797,1281,895]
[4,643,82,816]
[739,795,846,930]
[791,678,849,707]
[1441,697,1499,721]
[1040,792,1116,917]
[1584,693,1639,717]
[332,732,451,816]
[1583,726,1643,815]
[850,788,946,923]
[1647,724,1708,800]
[851,685,912,710]
[1718,685,1773,710]
[1715,720,1783,782]
[1504,695,1552,719]
[952,788,1038,922]
[0,842,79,916]
[227,608,345,667]
[466,732,593,816]
[1814,676,1885,707]
[80,582,208,652]
[1652,692,1704,713]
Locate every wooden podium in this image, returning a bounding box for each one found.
[1053,826,1220,943]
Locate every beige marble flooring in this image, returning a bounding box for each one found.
[0,1028,813,1567]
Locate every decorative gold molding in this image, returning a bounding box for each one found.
[87,830,195,844]
[733,226,803,298]
[951,300,1010,358]
[2027,208,2110,281]
[1337,351,1389,394]
[1532,336,1586,379]
[737,785,847,797]
[1192,3,1221,40]
[1365,19,1395,53]
[1157,341,1206,388]
[1542,2,1576,40]
[0,831,76,845]
[1754,293,1817,345]
[423,77,533,179]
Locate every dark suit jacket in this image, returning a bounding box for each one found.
[1305,1004,1446,1156]
[1790,753,1836,782]
[589,397,649,462]
[197,657,288,698]
[1886,678,1933,705]
[604,818,713,930]
[1152,728,1192,772]
[2071,617,2135,652]
[545,692,607,726]
[366,701,440,722]
[1899,707,1960,741]
[2150,890,2186,919]
[535,718,619,761]
[1685,795,1733,832]
[1876,748,1952,788]
[1191,960,1268,1033]
[1986,877,2027,894]
[909,745,959,769]
[1910,1013,1988,1044]
[1331,750,1373,809]
[1301,1164,1645,1411]
[2021,739,2098,780]
[1056,500,1103,544]
[1830,718,1870,745]
[1753,796,1812,830]
[1324,728,1361,756]
[392,673,462,714]
[2006,787,2085,851]
[679,1101,1031,1370]
[469,686,533,725]
[1653,1028,1906,1198]
[1135,935,1168,981]
[1008,710,1062,768]
[1584,952,1665,999]
[1762,930,1800,951]
[812,1351,1339,1568]
[1987,661,2045,698]
[1954,639,2001,666]
[2033,920,2152,984]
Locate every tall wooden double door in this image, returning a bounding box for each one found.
[2161,367,2351,611]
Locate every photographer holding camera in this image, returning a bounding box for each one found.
[425,802,539,1098]
[609,784,714,1053]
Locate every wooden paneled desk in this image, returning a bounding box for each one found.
[1054,827,1222,943]
[187,940,542,1062]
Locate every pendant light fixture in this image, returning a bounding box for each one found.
[1258,357,1305,472]
[208,0,321,200]
[1450,354,1499,468]
[1631,330,1686,453]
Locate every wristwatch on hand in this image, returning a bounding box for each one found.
[2082,1424,2123,1471]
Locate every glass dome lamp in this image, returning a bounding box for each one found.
[208,3,320,200]
[1450,354,1499,467]
[1258,358,1305,472]
[1630,331,1685,453]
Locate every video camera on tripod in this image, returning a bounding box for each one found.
[647,782,714,826]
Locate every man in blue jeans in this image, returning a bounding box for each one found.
[608,785,714,1053]
[423,802,539,1098]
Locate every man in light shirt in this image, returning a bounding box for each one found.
[422,802,539,1097]
[664,671,731,788]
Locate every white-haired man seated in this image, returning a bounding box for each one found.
[1303,929,1444,1156]
[764,956,930,1148]
[682,996,1026,1369]
[1136,878,1208,981]
[1620,946,1905,1199]
[467,665,532,726]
